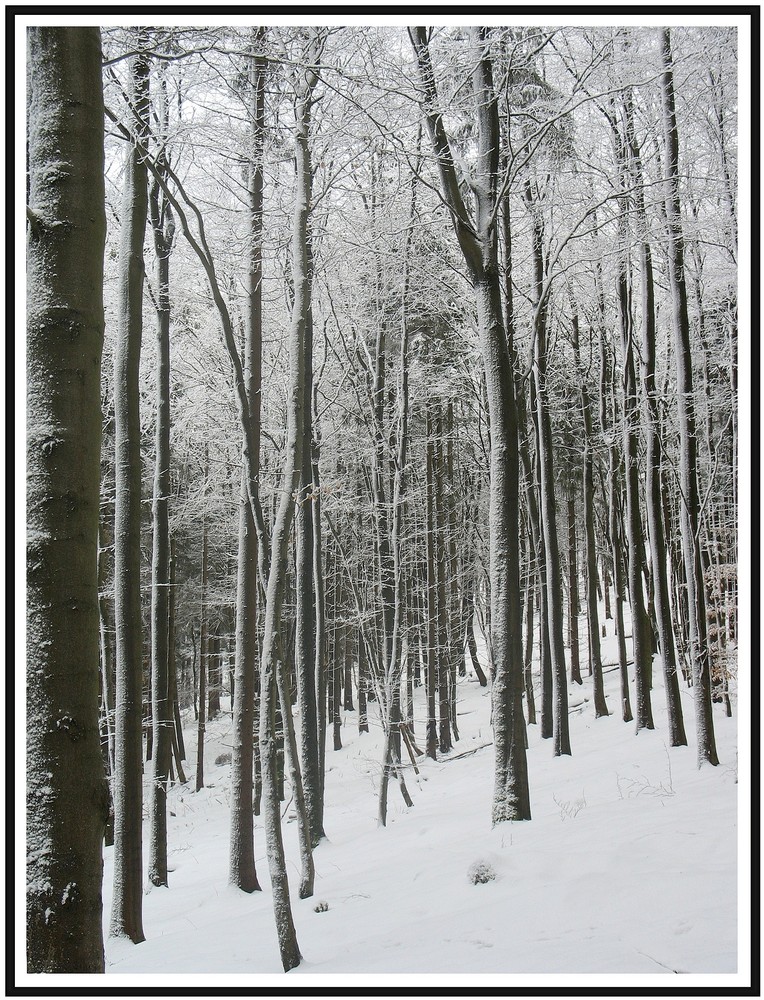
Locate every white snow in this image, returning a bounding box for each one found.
[93,624,743,990]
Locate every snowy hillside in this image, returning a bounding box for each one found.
[97,624,743,990]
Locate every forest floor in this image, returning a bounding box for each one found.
[103,624,742,987]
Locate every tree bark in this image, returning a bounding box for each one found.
[411,26,530,820]
[625,95,687,746]
[26,26,108,972]
[660,29,719,766]
[257,32,326,970]
[147,104,175,887]
[109,37,149,945]
[567,492,582,686]
[613,102,654,731]
[526,186,571,756]
[572,314,609,718]
[230,27,266,892]
[195,504,209,792]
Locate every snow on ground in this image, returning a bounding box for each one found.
[102,623,740,987]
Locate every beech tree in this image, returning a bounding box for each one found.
[109,35,149,945]
[411,26,532,821]
[26,22,739,976]
[26,25,108,974]
[659,28,719,766]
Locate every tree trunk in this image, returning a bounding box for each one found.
[26,26,108,972]
[257,34,326,969]
[526,188,571,756]
[567,491,582,686]
[521,570,537,724]
[357,630,369,733]
[424,401,438,761]
[295,301,324,844]
[312,403,329,799]
[147,182,173,887]
[195,505,209,792]
[572,314,608,718]
[412,26,531,818]
[613,104,654,731]
[167,543,186,783]
[276,654,315,899]
[625,98,687,746]
[434,403,453,753]
[110,38,149,945]
[660,29,719,766]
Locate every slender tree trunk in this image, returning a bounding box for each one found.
[572,314,608,718]
[26,26,108,972]
[521,386,551,736]
[110,39,149,945]
[660,29,718,765]
[98,536,116,779]
[147,152,174,887]
[463,581,488,687]
[357,631,369,733]
[295,300,323,844]
[276,654,314,899]
[526,188,570,756]
[424,401,438,760]
[229,32,266,894]
[412,26,530,820]
[522,569,537,723]
[434,403,453,753]
[166,543,186,783]
[567,491,582,686]
[195,505,209,793]
[625,102,687,746]
[613,106,653,730]
[257,34,325,969]
[312,412,329,794]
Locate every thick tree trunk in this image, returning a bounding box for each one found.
[660,29,719,766]
[109,39,149,945]
[26,26,108,972]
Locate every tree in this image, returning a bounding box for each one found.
[109,35,149,945]
[610,88,654,732]
[26,25,108,973]
[622,72,687,745]
[659,28,719,766]
[525,181,571,757]
[148,64,177,888]
[229,25,266,894]
[411,26,531,821]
